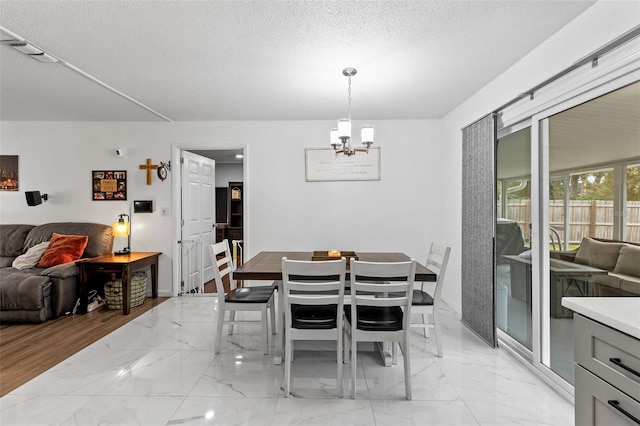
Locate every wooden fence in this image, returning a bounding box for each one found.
[506,200,640,243]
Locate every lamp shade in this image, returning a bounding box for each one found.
[329,128,340,146]
[361,125,374,144]
[112,221,130,237]
[337,119,351,139]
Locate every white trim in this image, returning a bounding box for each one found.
[171,142,248,297]
[529,57,640,389]
[496,33,640,389]
[500,36,640,130]
[499,336,574,403]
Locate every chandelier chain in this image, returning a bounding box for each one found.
[347,75,352,121]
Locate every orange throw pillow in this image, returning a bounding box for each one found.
[38,233,89,268]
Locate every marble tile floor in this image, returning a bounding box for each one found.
[0,296,574,426]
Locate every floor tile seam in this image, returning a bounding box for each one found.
[178,354,218,403]
[438,364,478,424]
[165,394,190,426]
[3,364,125,399]
[55,393,116,425]
[455,395,483,426]
[366,396,463,401]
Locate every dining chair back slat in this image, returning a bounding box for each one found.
[412,243,451,357]
[345,258,417,400]
[208,240,275,355]
[281,257,347,397]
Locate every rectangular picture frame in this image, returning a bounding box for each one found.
[305,147,381,182]
[0,155,19,191]
[92,170,127,201]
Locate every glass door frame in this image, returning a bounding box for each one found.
[532,72,640,396]
[495,34,640,398]
[496,121,534,360]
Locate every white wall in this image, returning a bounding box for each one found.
[1,0,636,310]
[439,0,640,313]
[0,119,444,297]
[215,163,243,187]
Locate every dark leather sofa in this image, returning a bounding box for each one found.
[0,222,113,323]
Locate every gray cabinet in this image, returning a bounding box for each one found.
[574,314,640,425]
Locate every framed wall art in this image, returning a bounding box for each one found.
[0,155,19,191]
[305,147,381,182]
[92,170,127,201]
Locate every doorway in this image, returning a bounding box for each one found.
[171,145,245,296]
[496,79,640,394]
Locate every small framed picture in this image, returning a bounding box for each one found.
[92,170,127,201]
[0,155,19,191]
[231,187,242,200]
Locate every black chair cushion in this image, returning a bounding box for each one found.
[388,290,434,306]
[226,285,275,303]
[411,290,434,306]
[291,304,338,329]
[344,305,403,331]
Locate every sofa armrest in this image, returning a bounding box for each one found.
[550,250,577,262]
[40,262,79,279]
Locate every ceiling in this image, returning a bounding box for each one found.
[497,81,640,180]
[190,149,243,164]
[0,1,597,122]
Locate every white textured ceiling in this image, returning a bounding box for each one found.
[497,81,640,180]
[0,0,597,121]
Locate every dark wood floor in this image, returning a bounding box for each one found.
[0,297,169,397]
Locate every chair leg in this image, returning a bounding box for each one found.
[422,313,429,338]
[392,341,398,365]
[284,330,291,397]
[337,328,343,398]
[214,307,225,354]
[262,306,269,355]
[270,299,276,335]
[343,328,350,364]
[228,310,235,335]
[403,340,412,400]
[351,333,357,399]
[434,310,443,357]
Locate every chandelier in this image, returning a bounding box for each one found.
[330,68,374,156]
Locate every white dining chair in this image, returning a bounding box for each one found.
[281,257,347,397]
[343,258,416,400]
[410,243,450,357]
[208,240,276,355]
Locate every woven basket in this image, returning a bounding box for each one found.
[104,271,147,310]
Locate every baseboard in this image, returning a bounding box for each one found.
[441,295,462,319]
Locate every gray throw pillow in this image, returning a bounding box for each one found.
[574,237,624,271]
[613,245,640,277]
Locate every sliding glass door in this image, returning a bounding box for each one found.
[496,127,532,351]
[496,79,640,391]
[542,82,640,385]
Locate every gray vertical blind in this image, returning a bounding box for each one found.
[461,113,497,347]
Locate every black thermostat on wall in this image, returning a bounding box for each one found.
[133,200,153,213]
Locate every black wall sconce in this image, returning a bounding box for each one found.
[25,191,48,206]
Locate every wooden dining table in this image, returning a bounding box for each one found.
[233,251,437,365]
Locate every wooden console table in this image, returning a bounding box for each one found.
[77,252,161,315]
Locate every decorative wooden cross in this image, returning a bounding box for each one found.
[139,158,158,185]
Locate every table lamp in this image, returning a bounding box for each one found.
[112,213,131,255]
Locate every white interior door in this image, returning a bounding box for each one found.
[181,151,215,293]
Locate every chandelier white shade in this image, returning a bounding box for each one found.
[330,68,375,156]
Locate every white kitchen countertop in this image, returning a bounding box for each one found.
[562,297,640,339]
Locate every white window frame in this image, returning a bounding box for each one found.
[496,35,640,398]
